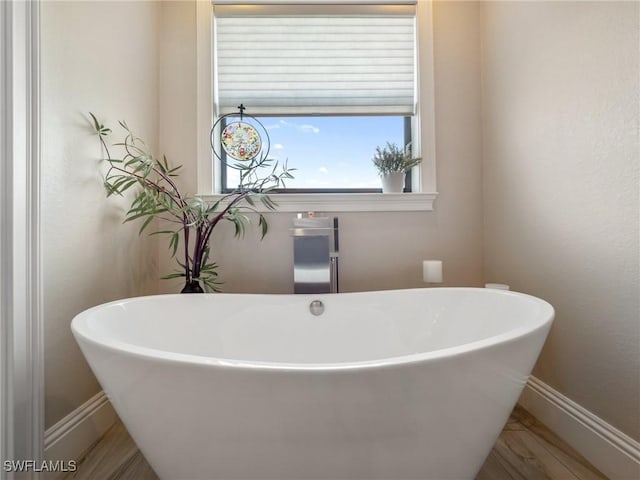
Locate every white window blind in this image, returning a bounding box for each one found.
[213,3,417,116]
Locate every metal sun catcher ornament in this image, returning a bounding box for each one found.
[211,104,270,163]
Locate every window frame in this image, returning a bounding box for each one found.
[196,0,437,212]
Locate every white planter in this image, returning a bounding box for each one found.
[380,172,405,193]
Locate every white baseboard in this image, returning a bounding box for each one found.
[44,391,117,464]
[519,375,640,480]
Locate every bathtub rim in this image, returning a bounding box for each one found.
[71,287,554,372]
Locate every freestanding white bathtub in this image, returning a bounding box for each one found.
[71,288,553,480]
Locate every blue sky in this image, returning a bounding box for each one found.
[225,116,404,189]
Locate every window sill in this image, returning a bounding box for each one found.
[199,192,437,213]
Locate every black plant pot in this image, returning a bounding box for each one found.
[181,281,204,294]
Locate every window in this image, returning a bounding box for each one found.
[213,1,419,193]
[221,115,411,192]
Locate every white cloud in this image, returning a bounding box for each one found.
[279,119,320,134]
[318,166,329,174]
[273,143,285,150]
[299,124,320,134]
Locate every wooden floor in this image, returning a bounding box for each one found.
[62,406,607,480]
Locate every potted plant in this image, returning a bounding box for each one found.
[89,113,293,293]
[372,141,421,193]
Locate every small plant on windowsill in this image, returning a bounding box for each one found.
[89,113,293,293]
[372,141,421,193]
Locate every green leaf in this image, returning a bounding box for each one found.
[123,211,153,223]
[149,229,176,236]
[200,244,210,267]
[89,112,100,131]
[88,113,111,136]
[169,232,180,257]
[206,199,222,215]
[138,215,155,235]
[259,194,277,210]
[258,214,268,239]
[116,177,138,193]
[161,272,186,280]
[124,156,144,168]
[229,213,248,238]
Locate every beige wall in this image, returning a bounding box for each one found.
[157,0,485,295]
[481,1,639,440]
[39,0,486,427]
[41,1,160,428]
[41,0,639,448]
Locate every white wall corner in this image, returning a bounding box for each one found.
[196,0,214,194]
[1,0,45,473]
[519,375,640,480]
[44,391,117,467]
